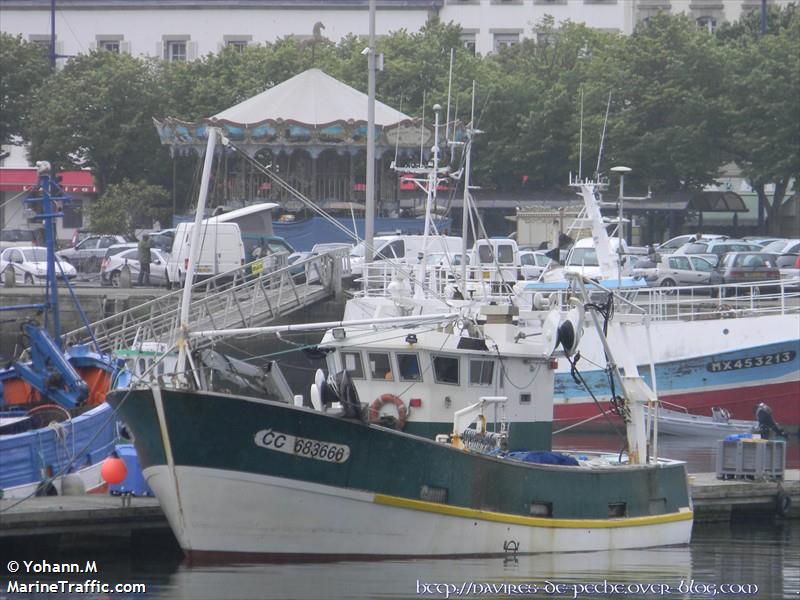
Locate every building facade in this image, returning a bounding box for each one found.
[0,0,788,62]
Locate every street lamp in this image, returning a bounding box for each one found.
[610,166,631,281]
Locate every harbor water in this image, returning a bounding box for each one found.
[2,432,797,600]
[2,520,797,599]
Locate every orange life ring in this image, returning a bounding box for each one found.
[369,394,407,430]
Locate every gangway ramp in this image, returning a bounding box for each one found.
[63,251,349,352]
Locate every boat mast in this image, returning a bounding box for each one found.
[176,127,218,386]
[459,81,476,288]
[363,0,376,292]
[415,104,441,299]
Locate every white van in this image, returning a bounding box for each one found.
[469,238,521,284]
[166,222,245,287]
[563,236,629,280]
[349,235,463,276]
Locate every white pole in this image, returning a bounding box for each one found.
[176,127,218,385]
[364,0,376,293]
[460,81,476,289]
[416,104,440,299]
[190,312,459,339]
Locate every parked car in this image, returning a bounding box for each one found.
[716,252,780,295]
[636,254,721,292]
[98,243,137,284]
[519,250,553,280]
[775,253,800,289]
[69,229,94,248]
[760,238,800,256]
[656,234,726,255]
[100,247,169,287]
[674,239,762,258]
[0,246,76,284]
[148,230,175,254]
[57,234,128,272]
[0,228,37,250]
[743,236,783,247]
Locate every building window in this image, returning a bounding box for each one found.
[99,40,120,53]
[536,32,558,46]
[493,33,519,52]
[63,200,83,229]
[460,32,477,55]
[164,39,188,62]
[226,40,248,52]
[223,35,252,52]
[696,16,717,32]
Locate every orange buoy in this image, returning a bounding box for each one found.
[368,394,408,430]
[101,455,128,485]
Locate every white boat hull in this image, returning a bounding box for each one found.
[146,465,693,559]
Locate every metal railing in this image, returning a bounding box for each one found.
[63,249,351,352]
[356,262,799,324]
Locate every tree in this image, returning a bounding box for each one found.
[24,51,167,193]
[591,14,729,192]
[88,179,169,237]
[721,5,799,235]
[0,33,51,144]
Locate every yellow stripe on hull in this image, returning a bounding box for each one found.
[373,494,693,529]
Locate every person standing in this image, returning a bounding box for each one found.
[137,233,152,286]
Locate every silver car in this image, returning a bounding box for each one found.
[57,234,128,272]
[99,247,169,286]
[637,254,721,292]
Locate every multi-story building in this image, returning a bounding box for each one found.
[0,0,789,62]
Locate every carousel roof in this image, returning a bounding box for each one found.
[213,68,411,126]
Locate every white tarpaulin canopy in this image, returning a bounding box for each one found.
[213,68,411,126]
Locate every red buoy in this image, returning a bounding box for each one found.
[101,455,128,485]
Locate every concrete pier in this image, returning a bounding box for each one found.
[689,469,799,522]
[1,470,796,552]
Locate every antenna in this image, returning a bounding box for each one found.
[445,48,454,143]
[595,90,612,179]
[578,87,584,181]
[419,90,426,166]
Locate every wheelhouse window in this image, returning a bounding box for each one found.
[397,353,422,381]
[369,352,393,381]
[469,359,494,386]
[432,355,459,385]
[341,352,364,379]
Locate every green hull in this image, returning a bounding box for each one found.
[109,388,691,522]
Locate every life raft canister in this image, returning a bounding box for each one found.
[369,394,407,430]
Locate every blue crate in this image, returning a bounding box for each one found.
[109,444,154,497]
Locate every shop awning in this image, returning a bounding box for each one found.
[0,168,97,193]
[622,191,749,213]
